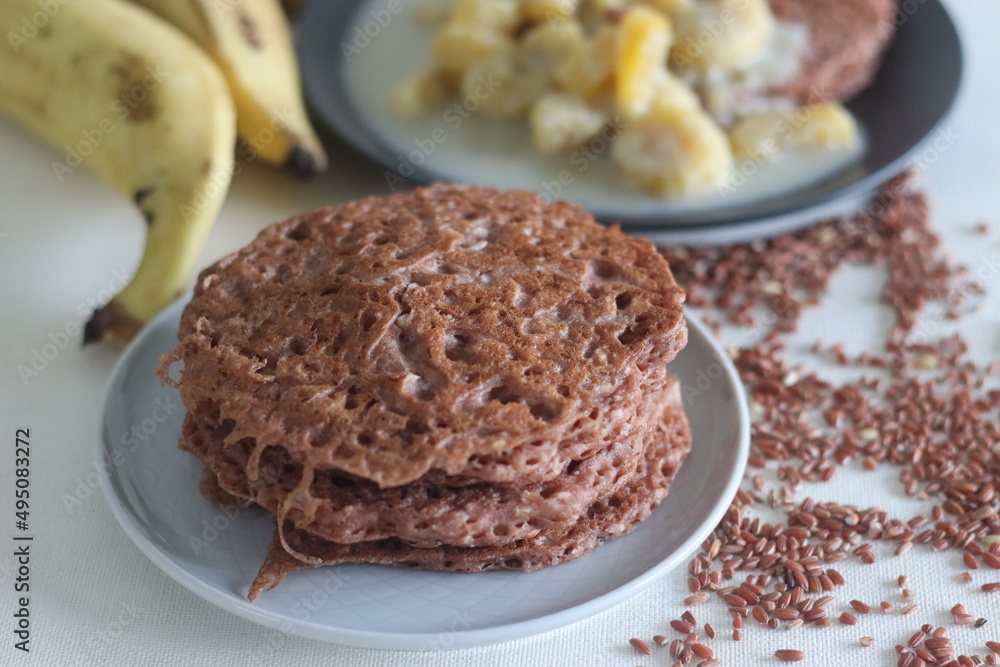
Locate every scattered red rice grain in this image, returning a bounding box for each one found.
[851,600,872,614]
[988,641,1000,654]
[691,643,713,659]
[965,554,980,570]
[983,583,1000,593]
[629,638,651,655]
[670,620,693,634]
[775,649,806,662]
[861,636,875,647]
[704,623,716,639]
[840,612,858,625]
[984,554,1000,570]
[682,611,698,626]
[733,628,742,641]
[962,572,974,584]
[653,634,668,646]
[640,173,1000,656]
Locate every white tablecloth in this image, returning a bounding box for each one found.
[1,1,998,664]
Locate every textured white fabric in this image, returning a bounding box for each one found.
[0,1,997,664]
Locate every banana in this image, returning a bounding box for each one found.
[672,0,773,70]
[728,103,859,161]
[530,92,607,155]
[0,0,236,344]
[129,0,327,177]
[612,80,733,197]
[615,4,674,120]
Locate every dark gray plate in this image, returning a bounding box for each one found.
[296,0,962,241]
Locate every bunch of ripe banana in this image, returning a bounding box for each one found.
[0,0,326,344]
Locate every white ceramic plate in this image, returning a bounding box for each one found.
[98,299,750,650]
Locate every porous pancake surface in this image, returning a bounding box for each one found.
[161,184,687,488]
[248,393,692,600]
[184,379,681,548]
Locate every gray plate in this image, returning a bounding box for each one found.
[296,0,962,243]
[98,300,749,650]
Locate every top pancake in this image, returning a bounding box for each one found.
[160,184,687,488]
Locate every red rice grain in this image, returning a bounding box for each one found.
[775,649,806,662]
[851,600,872,614]
[629,638,651,655]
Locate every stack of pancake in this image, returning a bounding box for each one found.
[158,185,692,600]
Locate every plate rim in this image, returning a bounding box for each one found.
[97,299,751,650]
[296,0,963,235]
